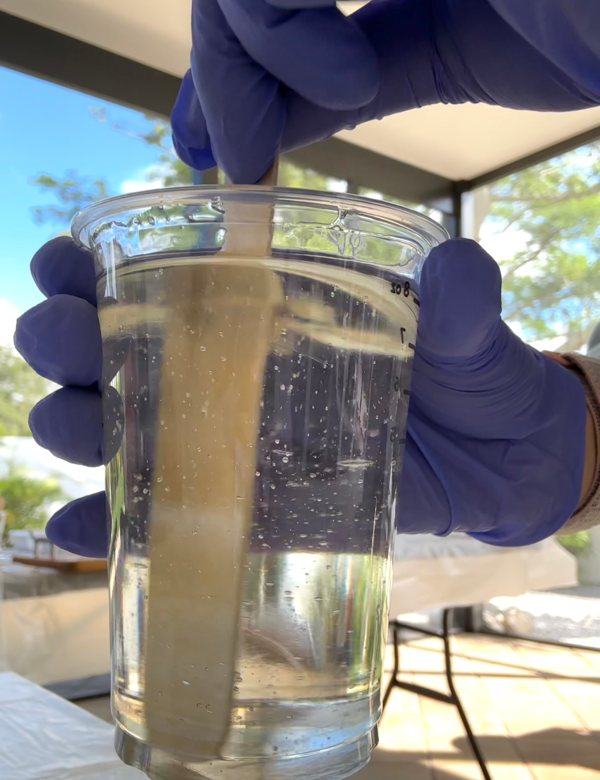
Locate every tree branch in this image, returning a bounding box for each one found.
[492,183,600,206]
[502,228,564,282]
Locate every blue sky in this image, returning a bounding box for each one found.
[0,65,171,325]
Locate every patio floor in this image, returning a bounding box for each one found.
[77,633,600,780]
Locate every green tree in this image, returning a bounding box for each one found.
[0,345,52,436]
[278,158,342,191]
[0,466,65,541]
[31,113,340,226]
[31,114,353,266]
[557,530,590,555]
[477,142,600,350]
[32,172,109,226]
[32,114,194,226]
[32,111,407,266]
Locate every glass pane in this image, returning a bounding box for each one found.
[464,142,600,354]
[462,141,600,644]
[279,156,348,192]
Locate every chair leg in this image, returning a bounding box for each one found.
[443,609,493,780]
[382,624,400,710]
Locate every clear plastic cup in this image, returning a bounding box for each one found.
[72,187,446,780]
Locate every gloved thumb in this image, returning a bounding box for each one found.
[417,238,503,364]
[412,238,548,441]
[218,0,379,110]
[268,1,335,7]
[171,71,217,173]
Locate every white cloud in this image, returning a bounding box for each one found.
[0,435,104,500]
[478,224,531,270]
[119,162,173,195]
[0,298,20,349]
[529,335,571,353]
[120,177,163,195]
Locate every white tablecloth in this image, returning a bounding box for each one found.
[0,672,142,780]
[0,555,110,686]
[390,534,578,616]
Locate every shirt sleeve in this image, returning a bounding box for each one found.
[550,353,600,533]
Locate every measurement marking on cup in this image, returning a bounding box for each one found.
[390,281,411,297]
[408,342,416,351]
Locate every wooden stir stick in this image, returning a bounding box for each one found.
[144,167,282,759]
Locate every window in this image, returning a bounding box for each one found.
[464,142,600,354]
[279,157,348,193]
[463,141,600,645]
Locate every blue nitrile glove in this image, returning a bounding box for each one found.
[14,237,587,557]
[13,238,109,557]
[172,0,600,182]
[399,239,586,546]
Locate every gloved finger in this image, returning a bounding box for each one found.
[46,492,108,559]
[30,387,103,466]
[409,239,506,435]
[30,236,97,305]
[29,385,123,467]
[280,0,598,155]
[171,70,217,172]
[416,239,502,361]
[14,295,102,387]
[409,238,505,434]
[101,385,125,463]
[178,0,413,181]
[218,0,379,110]
[280,0,442,154]
[410,238,554,441]
[489,0,600,98]
[268,1,335,8]
[396,430,452,536]
[190,0,284,183]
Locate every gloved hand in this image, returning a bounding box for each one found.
[173,0,600,182]
[14,236,587,557]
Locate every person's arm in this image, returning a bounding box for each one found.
[547,352,600,532]
[580,408,597,507]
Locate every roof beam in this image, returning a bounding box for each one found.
[461,125,600,191]
[0,10,178,116]
[0,9,454,209]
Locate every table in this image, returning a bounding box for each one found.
[0,672,142,779]
[386,534,579,780]
[390,533,577,616]
[0,554,110,691]
[0,534,576,694]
